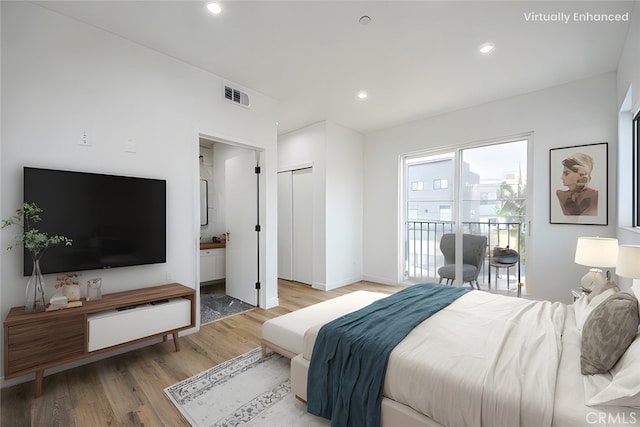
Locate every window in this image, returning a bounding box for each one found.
[439,205,452,221]
[433,179,448,189]
[411,181,424,191]
[634,110,639,226]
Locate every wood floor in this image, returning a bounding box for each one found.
[1,279,397,426]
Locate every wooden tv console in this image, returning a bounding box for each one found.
[3,282,195,397]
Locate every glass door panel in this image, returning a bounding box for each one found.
[460,140,527,294]
[404,152,455,282]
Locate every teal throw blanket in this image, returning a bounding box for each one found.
[307,283,469,427]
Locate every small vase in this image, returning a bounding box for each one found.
[63,284,81,302]
[26,259,46,313]
[86,278,102,301]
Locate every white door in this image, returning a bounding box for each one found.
[278,172,293,280]
[225,150,258,305]
[292,168,313,285]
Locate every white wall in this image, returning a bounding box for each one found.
[278,121,364,290]
[325,122,364,288]
[615,1,640,290]
[363,72,618,303]
[0,2,278,385]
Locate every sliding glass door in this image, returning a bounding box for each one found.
[402,138,528,294]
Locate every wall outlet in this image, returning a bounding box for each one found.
[125,138,136,153]
[78,130,91,147]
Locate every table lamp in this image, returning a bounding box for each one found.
[574,237,619,291]
[616,245,640,281]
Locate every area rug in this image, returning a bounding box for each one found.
[164,348,329,426]
[200,294,255,325]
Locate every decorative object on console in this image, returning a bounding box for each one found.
[1,202,72,313]
[55,272,81,302]
[86,278,102,301]
[574,236,618,292]
[616,245,640,281]
[49,294,68,308]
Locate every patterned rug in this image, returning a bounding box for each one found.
[164,348,329,426]
[200,294,255,325]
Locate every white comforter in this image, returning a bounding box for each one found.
[383,291,566,427]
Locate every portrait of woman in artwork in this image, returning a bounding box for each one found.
[555,152,598,216]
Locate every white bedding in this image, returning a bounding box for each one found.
[383,291,565,427]
[301,289,639,426]
[553,302,639,427]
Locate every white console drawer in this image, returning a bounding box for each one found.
[88,298,191,352]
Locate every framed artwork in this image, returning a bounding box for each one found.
[549,142,608,225]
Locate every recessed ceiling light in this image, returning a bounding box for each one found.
[357,91,368,99]
[206,2,222,15]
[479,43,495,54]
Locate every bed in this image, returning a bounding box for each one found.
[290,283,640,427]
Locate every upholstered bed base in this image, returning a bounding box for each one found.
[261,290,388,358]
[291,353,443,427]
[261,290,443,427]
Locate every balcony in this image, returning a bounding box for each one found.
[404,220,525,296]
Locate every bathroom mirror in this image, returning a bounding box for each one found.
[200,179,208,226]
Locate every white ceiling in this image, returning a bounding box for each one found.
[34,1,635,135]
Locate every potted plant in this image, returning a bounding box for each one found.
[1,202,72,313]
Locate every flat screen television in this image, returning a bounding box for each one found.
[23,167,166,275]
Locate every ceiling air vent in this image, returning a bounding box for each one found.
[223,84,250,109]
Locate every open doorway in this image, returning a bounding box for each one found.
[198,137,262,324]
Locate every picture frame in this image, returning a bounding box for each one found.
[549,142,608,225]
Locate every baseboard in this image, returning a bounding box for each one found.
[264,296,279,309]
[323,276,364,291]
[362,274,400,286]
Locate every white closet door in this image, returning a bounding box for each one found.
[292,168,313,285]
[277,172,293,280]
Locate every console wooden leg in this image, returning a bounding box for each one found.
[172,332,180,352]
[34,370,44,398]
[163,335,168,342]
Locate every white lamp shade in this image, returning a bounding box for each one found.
[574,237,619,268]
[616,245,640,279]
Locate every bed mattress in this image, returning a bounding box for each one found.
[299,290,637,426]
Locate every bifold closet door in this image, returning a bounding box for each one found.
[278,168,313,285]
[278,172,293,280]
[292,168,313,285]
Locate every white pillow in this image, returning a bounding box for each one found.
[584,333,640,407]
[574,288,618,334]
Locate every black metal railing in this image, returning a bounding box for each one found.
[404,220,523,286]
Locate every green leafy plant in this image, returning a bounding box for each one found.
[1,202,72,261]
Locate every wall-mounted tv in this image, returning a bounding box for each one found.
[23,167,166,275]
